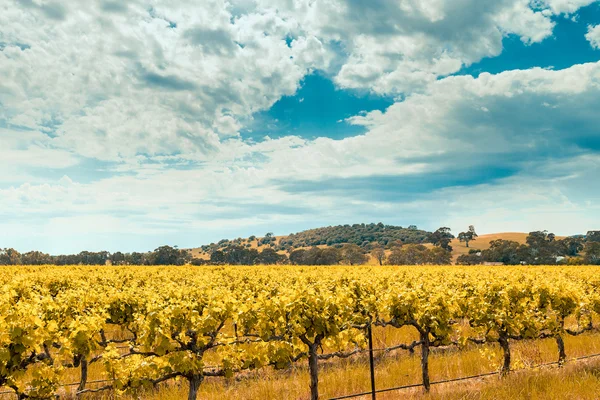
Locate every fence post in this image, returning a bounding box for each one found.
[367,322,376,400]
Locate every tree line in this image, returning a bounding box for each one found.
[457,230,600,265]
[2,227,599,266]
[0,245,192,266]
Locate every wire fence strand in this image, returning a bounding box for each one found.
[327,352,600,400]
[2,347,600,399]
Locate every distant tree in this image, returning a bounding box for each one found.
[370,247,386,266]
[481,239,527,265]
[428,227,455,251]
[256,248,287,265]
[289,249,307,265]
[587,231,600,242]
[316,248,339,264]
[303,247,322,265]
[126,252,146,265]
[190,258,208,266]
[426,247,452,265]
[259,232,276,247]
[584,242,600,265]
[389,240,404,249]
[111,251,126,265]
[151,245,191,265]
[341,244,368,265]
[555,237,584,257]
[221,245,259,265]
[20,250,52,265]
[248,235,256,241]
[0,248,22,265]
[524,231,559,264]
[387,244,429,265]
[210,250,226,264]
[458,225,478,248]
[456,252,482,265]
[288,247,342,265]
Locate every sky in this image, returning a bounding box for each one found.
[1,0,600,254]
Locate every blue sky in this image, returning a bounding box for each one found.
[1,0,600,254]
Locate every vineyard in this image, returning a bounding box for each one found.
[1,266,600,400]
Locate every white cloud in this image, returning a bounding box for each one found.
[0,0,326,162]
[541,0,599,14]
[586,24,600,49]
[3,61,600,251]
[1,0,592,165]
[1,1,600,251]
[256,0,563,94]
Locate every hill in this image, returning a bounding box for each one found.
[189,225,545,263]
[190,223,430,259]
[190,229,570,265]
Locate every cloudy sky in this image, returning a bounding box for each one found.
[2,0,600,253]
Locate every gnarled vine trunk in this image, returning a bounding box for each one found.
[498,335,511,375]
[77,357,88,394]
[187,374,204,400]
[420,331,430,392]
[308,343,320,400]
[556,334,566,366]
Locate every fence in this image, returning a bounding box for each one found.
[1,335,600,399]
[328,352,600,400]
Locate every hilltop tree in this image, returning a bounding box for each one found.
[428,227,454,251]
[259,232,276,247]
[370,247,386,265]
[458,225,478,248]
[284,223,430,250]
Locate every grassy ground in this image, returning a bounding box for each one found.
[34,324,600,400]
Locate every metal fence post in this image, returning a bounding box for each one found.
[367,322,376,400]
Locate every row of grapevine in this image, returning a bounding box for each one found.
[1,266,599,399]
